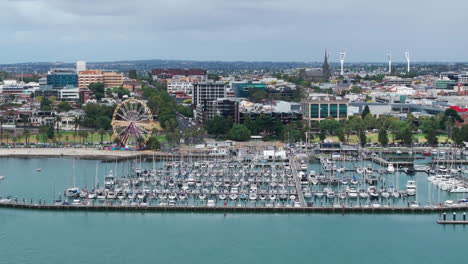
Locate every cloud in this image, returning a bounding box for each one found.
[0,0,467,63]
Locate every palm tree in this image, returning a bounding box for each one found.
[23,129,31,145]
[98,128,106,144]
[78,130,89,145]
[54,115,62,134]
[0,115,5,140]
[73,116,81,143]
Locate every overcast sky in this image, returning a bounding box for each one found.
[1,0,467,63]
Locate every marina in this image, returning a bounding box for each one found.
[1,146,468,212]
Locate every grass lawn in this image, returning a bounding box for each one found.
[0,130,167,145]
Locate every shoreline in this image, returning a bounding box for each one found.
[0,148,224,160]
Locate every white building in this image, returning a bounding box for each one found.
[76,61,87,73]
[59,88,80,101]
[167,80,194,95]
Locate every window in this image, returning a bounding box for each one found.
[330,104,338,118]
[310,104,319,118]
[320,104,328,118]
[339,104,347,118]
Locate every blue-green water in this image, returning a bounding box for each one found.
[0,158,467,264]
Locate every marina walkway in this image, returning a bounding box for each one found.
[290,159,306,207]
[0,202,467,214]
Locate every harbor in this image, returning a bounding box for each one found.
[1,145,468,212]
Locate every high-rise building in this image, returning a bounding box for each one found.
[47,69,78,89]
[193,81,228,122]
[76,61,87,73]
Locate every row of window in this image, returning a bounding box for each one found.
[310,104,347,118]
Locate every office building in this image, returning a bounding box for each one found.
[47,69,78,89]
[301,94,349,126]
[193,81,228,122]
[78,70,124,88]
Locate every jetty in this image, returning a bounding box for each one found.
[0,202,467,214]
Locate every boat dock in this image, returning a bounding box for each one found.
[366,155,413,167]
[436,212,468,224]
[0,202,467,214]
[290,159,306,207]
[432,159,468,165]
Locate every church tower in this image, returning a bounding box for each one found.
[322,50,331,81]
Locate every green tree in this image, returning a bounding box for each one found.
[425,128,438,146]
[88,83,105,101]
[23,129,30,145]
[57,101,72,112]
[206,116,231,138]
[359,130,367,147]
[451,127,463,145]
[249,88,268,103]
[228,124,251,141]
[40,98,52,111]
[361,105,371,118]
[396,127,413,146]
[128,69,138,79]
[98,128,106,144]
[147,136,161,150]
[378,129,388,146]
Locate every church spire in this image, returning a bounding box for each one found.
[322,49,331,81]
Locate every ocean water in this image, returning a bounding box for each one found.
[0,210,467,264]
[0,158,467,264]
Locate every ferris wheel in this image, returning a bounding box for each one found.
[111,99,156,147]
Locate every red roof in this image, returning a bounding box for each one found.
[151,68,207,76]
[449,106,468,112]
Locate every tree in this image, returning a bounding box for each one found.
[57,101,72,112]
[206,116,231,138]
[40,98,52,111]
[451,127,463,146]
[361,105,370,118]
[378,129,388,146]
[425,128,438,146]
[228,124,251,141]
[319,130,326,141]
[319,118,340,135]
[88,83,105,101]
[128,69,138,79]
[147,136,161,150]
[249,88,268,103]
[98,128,106,144]
[73,116,81,143]
[23,129,30,145]
[396,127,413,146]
[78,130,89,144]
[359,130,367,147]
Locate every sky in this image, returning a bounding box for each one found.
[1,0,467,63]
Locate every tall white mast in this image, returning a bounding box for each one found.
[405,51,410,73]
[387,53,392,74]
[339,52,346,76]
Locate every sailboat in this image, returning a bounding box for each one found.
[66,159,79,197]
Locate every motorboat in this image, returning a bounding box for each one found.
[406,180,417,196]
[347,188,358,199]
[65,187,79,197]
[387,163,395,173]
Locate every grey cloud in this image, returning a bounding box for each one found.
[0,0,467,63]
